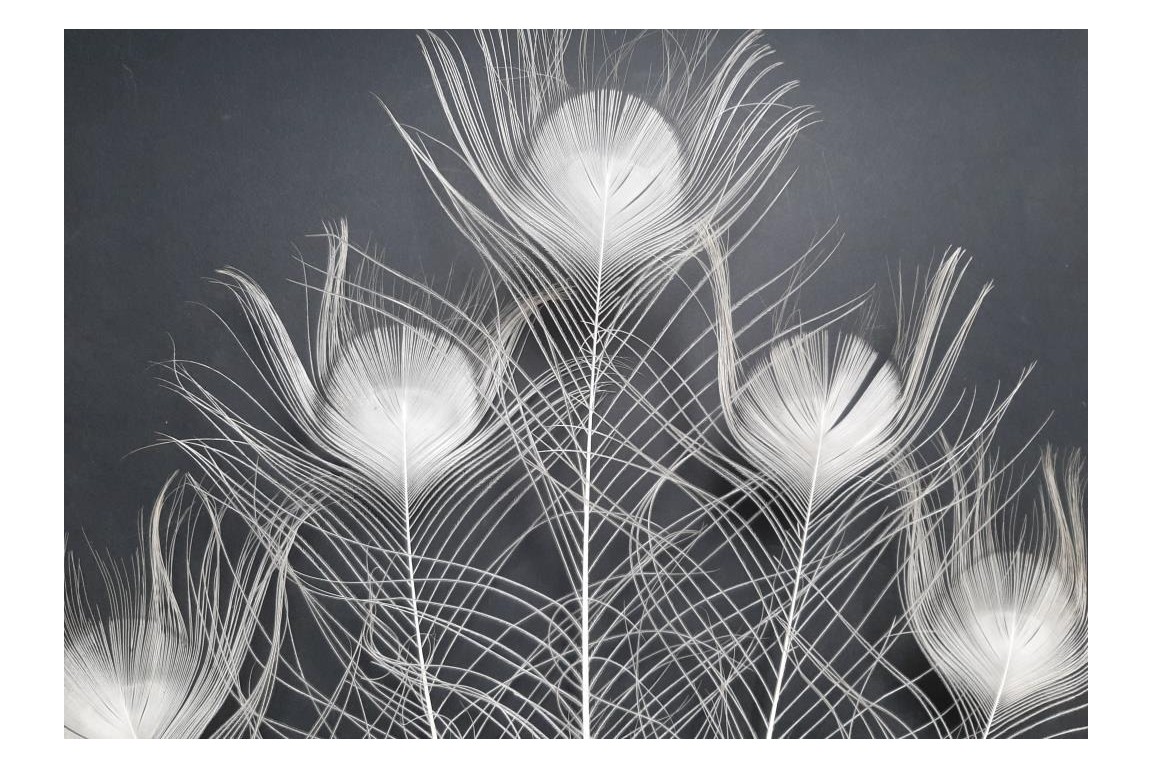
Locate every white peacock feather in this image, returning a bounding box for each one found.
[394,30,815,304]
[904,447,1087,738]
[728,330,902,505]
[64,475,271,738]
[709,238,1001,505]
[390,30,818,738]
[206,220,514,504]
[162,223,571,737]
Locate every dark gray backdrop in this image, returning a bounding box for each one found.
[65,30,1087,557]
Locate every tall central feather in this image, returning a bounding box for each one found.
[395,30,815,738]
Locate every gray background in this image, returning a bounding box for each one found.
[65,30,1087,556]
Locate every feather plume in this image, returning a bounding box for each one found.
[394,30,814,306]
[64,475,268,738]
[163,226,572,737]
[904,447,1088,738]
[702,232,1035,737]
[388,31,817,738]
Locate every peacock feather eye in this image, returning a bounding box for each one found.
[732,332,902,501]
[930,553,1080,708]
[315,324,484,500]
[905,448,1088,738]
[63,477,257,739]
[511,89,687,274]
[65,620,213,739]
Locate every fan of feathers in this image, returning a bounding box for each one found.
[64,30,1087,739]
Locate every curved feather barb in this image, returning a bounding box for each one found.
[904,448,1088,738]
[64,476,267,738]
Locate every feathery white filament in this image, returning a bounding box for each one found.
[315,324,483,500]
[512,89,686,275]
